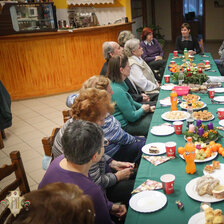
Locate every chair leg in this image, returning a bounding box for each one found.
[0,131,4,149]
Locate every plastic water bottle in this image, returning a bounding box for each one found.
[178,71,184,86]
[170,88,177,111]
[184,48,189,60]
[184,137,196,174]
[186,103,194,128]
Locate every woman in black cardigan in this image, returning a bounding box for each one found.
[175,23,201,55]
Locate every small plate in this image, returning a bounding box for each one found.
[129,191,167,213]
[203,163,224,184]
[150,125,174,136]
[185,177,224,203]
[188,212,204,224]
[179,152,218,163]
[193,114,215,122]
[182,95,200,101]
[160,97,180,106]
[142,143,166,155]
[179,102,207,111]
[213,96,224,102]
[161,111,190,122]
[219,120,224,127]
[161,84,176,91]
[208,88,224,93]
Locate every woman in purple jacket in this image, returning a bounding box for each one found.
[140,27,166,81]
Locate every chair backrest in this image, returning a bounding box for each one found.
[42,127,60,158]
[62,109,72,123]
[0,151,30,223]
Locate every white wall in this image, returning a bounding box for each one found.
[205,1,224,40]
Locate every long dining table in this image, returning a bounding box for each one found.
[125,53,224,224]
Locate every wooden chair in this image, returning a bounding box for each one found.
[42,127,60,160]
[62,109,72,123]
[0,151,30,223]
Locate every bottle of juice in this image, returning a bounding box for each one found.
[184,137,196,174]
[170,88,177,111]
[184,48,189,60]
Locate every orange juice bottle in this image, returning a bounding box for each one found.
[170,88,177,111]
[184,137,196,174]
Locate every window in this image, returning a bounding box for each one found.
[183,0,203,17]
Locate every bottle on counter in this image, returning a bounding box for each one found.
[170,88,178,111]
[184,48,189,60]
[184,137,196,174]
[186,103,194,128]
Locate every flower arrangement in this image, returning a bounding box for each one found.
[183,122,222,143]
[171,67,209,85]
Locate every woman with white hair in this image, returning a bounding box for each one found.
[117,30,134,48]
[124,38,160,93]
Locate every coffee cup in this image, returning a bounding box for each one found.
[174,51,178,57]
[164,75,170,83]
[160,174,175,194]
[165,142,176,157]
[173,121,183,135]
[217,108,224,120]
[208,89,215,99]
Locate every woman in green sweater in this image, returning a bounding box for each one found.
[107,55,155,137]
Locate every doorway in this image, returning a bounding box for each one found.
[171,0,205,42]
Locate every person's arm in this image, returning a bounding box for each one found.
[113,86,145,122]
[154,38,164,57]
[140,42,155,63]
[218,41,224,56]
[130,64,157,92]
[175,36,184,54]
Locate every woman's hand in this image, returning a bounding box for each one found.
[188,50,196,55]
[110,160,134,171]
[149,105,155,112]
[111,204,127,218]
[115,168,132,181]
[155,56,163,61]
[141,104,150,112]
[141,93,150,102]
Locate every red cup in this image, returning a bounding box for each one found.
[208,89,215,99]
[164,75,170,83]
[165,142,176,157]
[217,108,224,120]
[170,61,175,65]
[205,60,210,65]
[173,121,183,135]
[174,51,178,57]
[160,174,175,194]
[198,67,203,73]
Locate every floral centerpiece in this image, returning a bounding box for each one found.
[171,67,209,85]
[183,122,222,143]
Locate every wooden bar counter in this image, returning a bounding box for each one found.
[0,22,132,100]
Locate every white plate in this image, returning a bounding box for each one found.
[179,152,218,163]
[203,163,224,184]
[213,96,224,102]
[219,120,224,127]
[188,212,204,224]
[142,143,166,155]
[179,102,207,111]
[160,97,180,106]
[161,84,176,91]
[161,111,190,122]
[129,191,167,213]
[185,177,224,203]
[193,114,215,122]
[150,125,174,136]
[208,88,224,93]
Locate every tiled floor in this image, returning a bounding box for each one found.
[0,92,75,191]
[0,41,222,192]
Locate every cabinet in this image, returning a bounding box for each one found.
[0,2,57,35]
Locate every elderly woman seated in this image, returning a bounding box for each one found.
[117,30,134,48]
[124,38,160,95]
[13,182,95,224]
[107,55,155,137]
[53,88,141,208]
[40,120,126,224]
[140,27,166,81]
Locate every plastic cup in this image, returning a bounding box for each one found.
[217,108,224,120]
[170,61,175,65]
[164,75,170,83]
[165,142,176,157]
[174,51,178,57]
[208,89,215,99]
[205,60,210,65]
[173,121,183,135]
[160,174,175,194]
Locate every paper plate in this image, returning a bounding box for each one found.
[161,111,190,122]
[179,102,207,111]
[208,88,224,93]
[161,84,176,91]
[150,125,174,136]
[219,120,224,127]
[188,212,204,224]
[193,114,214,122]
[182,95,200,101]
[185,177,224,203]
[129,191,167,213]
[142,143,166,155]
[213,96,224,102]
[179,152,218,163]
[203,163,224,184]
